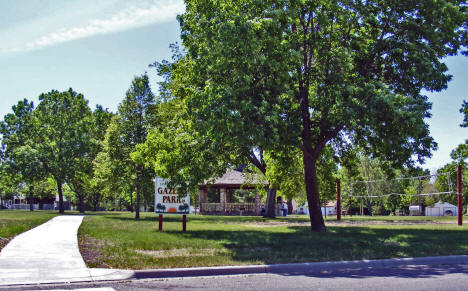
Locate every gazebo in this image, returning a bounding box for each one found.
[198,169,267,215]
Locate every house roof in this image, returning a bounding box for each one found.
[430,202,457,208]
[199,169,267,189]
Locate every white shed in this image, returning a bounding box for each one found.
[425,202,458,216]
[297,201,337,216]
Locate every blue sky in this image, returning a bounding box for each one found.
[0,0,466,172]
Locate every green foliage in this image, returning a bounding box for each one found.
[0,92,112,212]
[101,74,156,217]
[35,88,93,213]
[136,98,231,196]
[435,162,467,205]
[461,100,468,128]
[160,0,467,231]
[30,177,57,200]
[67,105,113,212]
[94,118,136,211]
[1,99,44,190]
[341,153,432,214]
[265,146,337,205]
[0,164,21,201]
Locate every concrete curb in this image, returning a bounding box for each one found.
[133,255,468,279]
[1,255,466,287]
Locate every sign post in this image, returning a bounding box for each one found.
[154,177,191,231]
[158,214,163,231]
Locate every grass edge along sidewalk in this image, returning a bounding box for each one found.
[0,210,58,251]
[78,212,468,270]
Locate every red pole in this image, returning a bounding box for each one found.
[458,166,463,226]
[337,179,341,221]
[159,214,163,231]
[182,215,187,232]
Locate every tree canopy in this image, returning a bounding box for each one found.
[35,89,93,213]
[1,99,45,211]
[155,0,468,231]
[101,74,157,219]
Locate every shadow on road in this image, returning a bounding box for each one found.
[275,263,468,279]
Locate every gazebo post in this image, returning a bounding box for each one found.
[255,191,260,215]
[199,188,207,213]
[220,188,227,213]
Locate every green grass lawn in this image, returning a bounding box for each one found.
[78,212,468,269]
[0,210,58,251]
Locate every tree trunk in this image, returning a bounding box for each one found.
[287,200,293,215]
[302,152,326,232]
[57,182,65,214]
[92,193,99,211]
[135,165,141,220]
[298,78,326,232]
[366,199,372,216]
[135,182,140,219]
[263,188,277,218]
[29,185,34,212]
[78,193,85,213]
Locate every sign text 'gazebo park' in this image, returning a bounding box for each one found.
[154,177,190,214]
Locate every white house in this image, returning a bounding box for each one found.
[425,202,458,216]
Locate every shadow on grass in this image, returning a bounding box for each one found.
[159,226,468,265]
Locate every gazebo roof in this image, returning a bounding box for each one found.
[199,169,267,189]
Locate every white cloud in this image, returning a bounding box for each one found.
[8,1,184,53]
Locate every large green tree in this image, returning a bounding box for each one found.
[104,74,156,219]
[167,0,467,231]
[67,105,113,213]
[0,162,22,206]
[1,99,45,211]
[95,118,133,211]
[35,89,92,213]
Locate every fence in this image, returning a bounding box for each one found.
[200,203,264,215]
[7,204,55,210]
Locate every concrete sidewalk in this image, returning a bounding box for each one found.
[0,215,133,285]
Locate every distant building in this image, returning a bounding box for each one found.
[425,202,457,216]
[3,194,66,210]
[298,200,340,216]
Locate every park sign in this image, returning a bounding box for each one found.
[154,176,190,214]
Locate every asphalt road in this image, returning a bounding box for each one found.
[5,263,468,291]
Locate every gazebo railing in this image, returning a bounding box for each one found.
[201,203,264,215]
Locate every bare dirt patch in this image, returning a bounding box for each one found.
[245,221,309,228]
[326,220,455,226]
[136,248,227,258]
[243,219,455,228]
[78,235,114,268]
[0,237,12,252]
